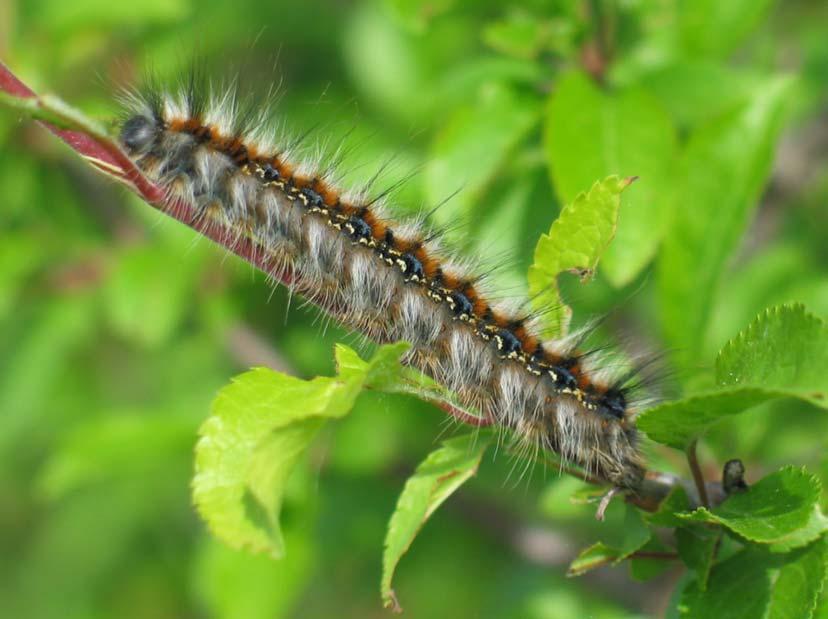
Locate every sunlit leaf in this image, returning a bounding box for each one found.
[638,305,828,449]
[381,433,490,611]
[193,344,408,557]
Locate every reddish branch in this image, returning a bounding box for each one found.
[687,440,710,509]
[0,64,163,202]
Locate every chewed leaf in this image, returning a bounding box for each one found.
[677,467,825,547]
[528,175,632,337]
[381,433,491,611]
[638,304,828,449]
[193,343,408,557]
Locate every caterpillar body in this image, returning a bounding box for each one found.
[118,83,647,490]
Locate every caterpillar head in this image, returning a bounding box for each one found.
[120,113,160,156]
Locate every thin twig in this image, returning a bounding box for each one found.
[0,65,163,202]
[687,439,710,509]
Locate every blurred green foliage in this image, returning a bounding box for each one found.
[2,0,828,618]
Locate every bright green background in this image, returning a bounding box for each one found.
[2,1,828,617]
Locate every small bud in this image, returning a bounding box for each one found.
[722,459,748,495]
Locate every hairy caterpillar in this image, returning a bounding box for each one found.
[117,79,647,490]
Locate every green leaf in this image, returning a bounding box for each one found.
[483,12,546,60]
[0,295,95,460]
[657,76,793,366]
[381,433,490,611]
[545,71,677,286]
[567,504,651,576]
[538,476,598,519]
[680,539,828,619]
[334,341,410,391]
[676,526,721,591]
[705,243,826,360]
[816,572,828,619]
[434,57,547,110]
[617,503,653,558]
[528,175,632,336]
[0,235,46,321]
[717,304,828,407]
[382,0,457,31]
[629,538,676,582]
[38,413,195,499]
[770,507,828,554]
[678,549,771,618]
[637,304,828,449]
[640,61,763,129]
[678,0,775,59]
[482,12,575,60]
[104,244,202,348]
[338,342,487,425]
[637,388,771,449]
[567,542,619,577]
[646,485,693,528]
[425,83,539,226]
[193,535,313,619]
[193,343,407,557]
[38,0,187,31]
[678,467,825,547]
[766,538,828,619]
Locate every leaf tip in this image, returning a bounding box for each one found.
[383,589,404,613]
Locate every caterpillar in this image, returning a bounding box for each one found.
[117,80,647,491]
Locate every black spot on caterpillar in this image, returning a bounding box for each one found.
[117,81,648,490]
